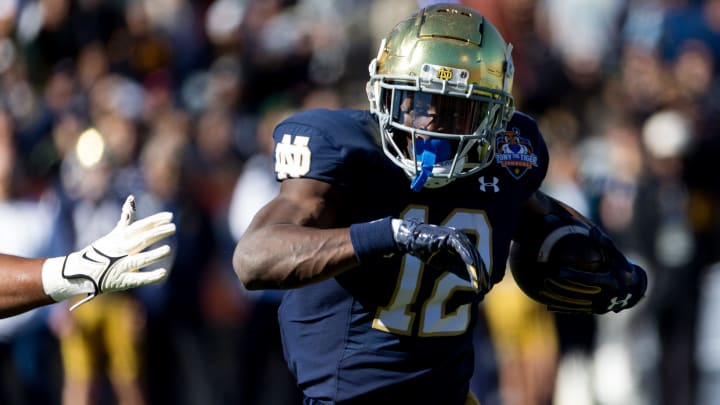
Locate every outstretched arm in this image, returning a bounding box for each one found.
[0,195,176,319]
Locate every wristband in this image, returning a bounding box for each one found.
[349,217,397,262]
[41,255,94,303]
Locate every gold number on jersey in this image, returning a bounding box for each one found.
[373,207,492,336]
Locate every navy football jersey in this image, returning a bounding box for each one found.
[272,108,548,404]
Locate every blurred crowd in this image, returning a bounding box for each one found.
[0,0,718,404]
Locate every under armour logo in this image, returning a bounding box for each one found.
[607,293,633,311]
[478,176,500,192]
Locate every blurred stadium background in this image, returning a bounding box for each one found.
[0,0,718,404]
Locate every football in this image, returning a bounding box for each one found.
[508,214,605,303]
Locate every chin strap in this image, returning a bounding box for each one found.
[410,138,451,191]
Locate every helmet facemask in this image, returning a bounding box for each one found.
[369,59,514,190]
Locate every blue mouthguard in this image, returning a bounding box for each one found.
[410,138,451,191]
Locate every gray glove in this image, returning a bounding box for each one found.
[393,218,488,293]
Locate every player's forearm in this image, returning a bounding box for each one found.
[0,255,54,318]
[233,224,359,290]
[515,191,593,240]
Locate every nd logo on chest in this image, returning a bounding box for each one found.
[275,134,311,179]
[495,128,538,179]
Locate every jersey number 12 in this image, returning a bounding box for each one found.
[373,207,492,337]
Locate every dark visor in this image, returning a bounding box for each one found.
[387,90,488,135]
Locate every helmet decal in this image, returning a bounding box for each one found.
[437,67,453,81]
[495,128,538,179]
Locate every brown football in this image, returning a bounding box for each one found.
[508,215,605,303]
[545,233,604,273]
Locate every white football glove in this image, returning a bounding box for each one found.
[42,195,176,311]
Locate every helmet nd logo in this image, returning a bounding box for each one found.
[436,67,453,81]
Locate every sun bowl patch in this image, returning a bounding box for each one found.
[495,128,538,179]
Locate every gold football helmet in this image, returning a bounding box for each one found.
[367,4,515,190]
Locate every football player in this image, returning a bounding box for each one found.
[232,4,647,404]
[0,195,175,318]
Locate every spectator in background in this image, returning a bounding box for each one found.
[228,100,300,405]
[50,130,150,405]
[95,113,144,199]
[133,129,218,405]
[659,0,720,71]
[0,108,60,405]
[676,34,720,405]
[634,109,695,405]
[483,277,558,405]
[534,107,593,405]
[192,110,239,182]
[567,114,647,405]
